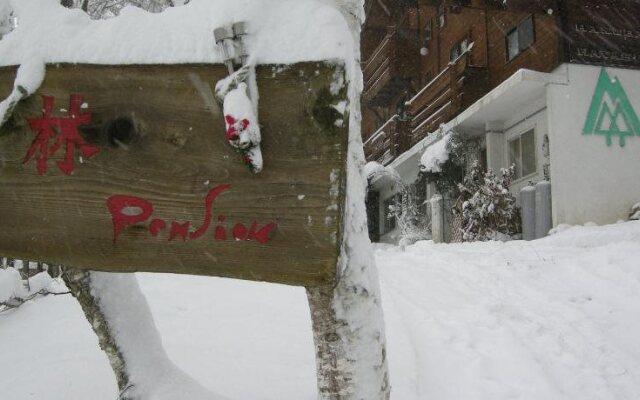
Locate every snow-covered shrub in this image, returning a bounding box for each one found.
[0,3,17,40]
[421,128,479,197]
[454,161,521,242]
[0,267,23,304]
[1,259,63,311]
[62,0,177,19]
[366,162,430,245]
[630,202,640,220]
[0,267,57,307]
[387,183,430,246]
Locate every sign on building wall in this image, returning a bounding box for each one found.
[583,68,640,147]
[0,63,348,286]
[564,0,640,69]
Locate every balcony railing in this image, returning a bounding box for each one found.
[362,29,420,106]
[405,51,487,146]
[363,115,396,164]
[363,49,487,164]
[363,114,413,163]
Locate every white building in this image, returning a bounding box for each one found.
[368,63,640,243]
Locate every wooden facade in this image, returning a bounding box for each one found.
[362,0,639,164]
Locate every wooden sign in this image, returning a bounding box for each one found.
[0,63,348,286]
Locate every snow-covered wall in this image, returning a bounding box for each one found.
[0,0,352,66]
[547,64,640,225]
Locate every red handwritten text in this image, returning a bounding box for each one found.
[25,95,98,176]
[106,184,277,245]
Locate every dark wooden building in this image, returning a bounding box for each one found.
[362,0,640,164]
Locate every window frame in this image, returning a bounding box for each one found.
[508,128,537,181]
[505,15,536,62]
[383,195,399,233]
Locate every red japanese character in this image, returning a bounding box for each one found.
[24,95,98,176]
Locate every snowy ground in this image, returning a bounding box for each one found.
[1,221,640,400]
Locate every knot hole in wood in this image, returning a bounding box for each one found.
[106,117,138,149]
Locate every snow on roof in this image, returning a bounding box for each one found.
[0,0,352,66]
[420,132,451,173]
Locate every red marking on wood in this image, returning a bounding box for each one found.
[232,223,248,240]
[189,184,231,240]
[106,185,277,245]
[214,225,227,241]
[169,221,190,241]
[25,95,98,176]
[225,115,249,141]
[149,219,166,237]
[106,195,154,243]
[214,215,226,240]
[247,222,278,244]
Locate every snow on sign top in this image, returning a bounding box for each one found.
[0,0,352,66]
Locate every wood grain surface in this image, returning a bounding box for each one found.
[0,63,348,286]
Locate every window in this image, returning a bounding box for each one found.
[437,3,446,28]
[508,129,536,179]
[506,16,534,61]
[450,38,469,62]
[383,195,400,233]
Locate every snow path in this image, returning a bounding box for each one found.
[1,221,640,399]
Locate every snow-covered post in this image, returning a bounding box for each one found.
[431,194,445,243]
[62,268,226,400]
[61,269,132,394]
[306,1,390,399]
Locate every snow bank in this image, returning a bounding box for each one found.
[0,267,22,303]
[364,161,386,179]
[379,220,640,400]
[3,221,640,399]
[90,272,228,400]
[0,268,55,303]
[0,0,352,66]
[364,161,401,184]
[420,133,451,173]
[630,202,640,220]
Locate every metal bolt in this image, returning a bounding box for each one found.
[214,25,235,74]
[232,21,249,66]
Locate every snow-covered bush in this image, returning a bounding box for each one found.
[630,202,640,220]
[61,0,179,19]
[421,128,479,197]
[0,3,17,40]
[366,162,430,245]
[386,183,430,246]
[0,266,59,310]
[454,161,521,242]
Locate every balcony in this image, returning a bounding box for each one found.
[363,115,411,164]
[404,51,487,146]
[362,29,420,107]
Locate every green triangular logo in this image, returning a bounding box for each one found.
[583,68,640,147]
